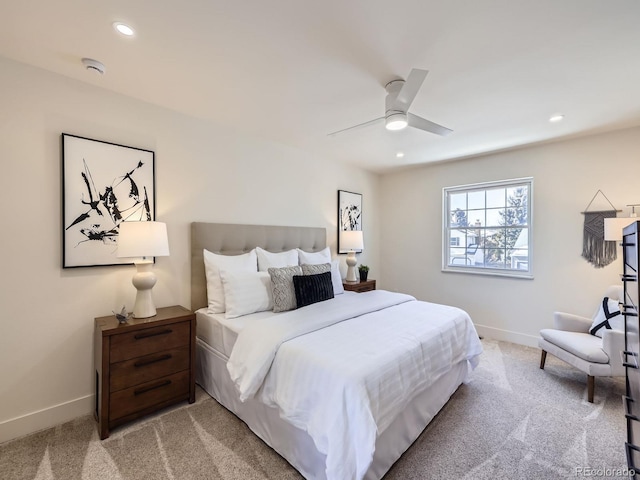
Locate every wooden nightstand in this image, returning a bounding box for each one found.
[94,305,196,439]
[343,279,376,293]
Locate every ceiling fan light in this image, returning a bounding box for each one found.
[385,112,408,131]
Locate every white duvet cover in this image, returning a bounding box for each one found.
[227,290,483,480]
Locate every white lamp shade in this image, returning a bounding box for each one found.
[341,230,364,251]
[604,217,634,242]
[117,221,170,258]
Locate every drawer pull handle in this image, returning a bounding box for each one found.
[134,380,171,396]
[623,351,640,369]
[134,329,172,340]
[134,354,172,368]
[627,413,640,422]
[626,443,639,471]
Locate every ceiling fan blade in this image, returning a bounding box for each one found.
[327,117,384,137]
[408,113,453,136]
[391,69,428,112]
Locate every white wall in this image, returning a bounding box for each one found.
[0,57,379,442]
[379,127,640,346]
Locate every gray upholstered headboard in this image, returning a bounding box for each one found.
[191,222,327,311]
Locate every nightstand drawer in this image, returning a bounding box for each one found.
[343,279,376,293]
[351,284,372,293]
[109,370,190,421]
[110,322,190,363]
[110,345,190,392]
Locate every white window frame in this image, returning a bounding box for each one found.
[442,177,533,279]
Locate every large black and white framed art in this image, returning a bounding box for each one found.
[62,133,155,268]
[337,189,363,254]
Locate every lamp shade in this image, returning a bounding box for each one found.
[341,230,364,251]
[604,217,634,242]
[117,221,170,258]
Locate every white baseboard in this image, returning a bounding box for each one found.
[475,324,540,349]
[0,394,94,444]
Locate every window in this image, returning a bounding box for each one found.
[443,177,533,278]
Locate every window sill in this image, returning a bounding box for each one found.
[441,266,534,279]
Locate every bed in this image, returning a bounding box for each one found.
[191,222,483,480]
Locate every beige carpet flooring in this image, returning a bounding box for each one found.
[0,339,627,479]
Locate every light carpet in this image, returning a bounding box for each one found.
[0,339,627,479]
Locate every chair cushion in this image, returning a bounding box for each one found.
[539,329,609,364]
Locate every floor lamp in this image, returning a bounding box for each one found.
[117,221,170,318]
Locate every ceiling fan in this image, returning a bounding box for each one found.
[328,68,452,137]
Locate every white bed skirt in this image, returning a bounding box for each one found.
[196,337,469,480]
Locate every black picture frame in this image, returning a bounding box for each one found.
[337,190,363,254]
[62,133,155,268]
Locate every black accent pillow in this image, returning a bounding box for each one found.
[293,271,334,308]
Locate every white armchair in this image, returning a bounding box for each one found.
[539,285,625,403]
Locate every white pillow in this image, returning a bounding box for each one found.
[220,270,273,319]
[589,297,623,338]
[296,248,343,295]
[203,249,257,313]
[256,247,298,272]
[297,247,331,265]
[331,259,344,295]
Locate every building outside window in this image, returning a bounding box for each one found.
[443,177,533,278]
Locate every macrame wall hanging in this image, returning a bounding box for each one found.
[581,190,620,268]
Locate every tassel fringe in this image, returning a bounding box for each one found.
[582,211,617,268]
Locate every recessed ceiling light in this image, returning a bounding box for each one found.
[396,152,405,158]
[549,114,564,123]
[113,22,135,36]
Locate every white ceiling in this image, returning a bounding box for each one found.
[1,0,639,173]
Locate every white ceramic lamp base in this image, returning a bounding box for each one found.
[131,261,158,318]
[345,251,358,282]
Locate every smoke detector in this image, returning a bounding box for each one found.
[81,58,106,75]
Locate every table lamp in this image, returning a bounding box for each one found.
[117,221,170,318]
[341,230,364,282]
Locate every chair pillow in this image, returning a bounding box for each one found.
[293,272,334,308]
[589,297,623,338]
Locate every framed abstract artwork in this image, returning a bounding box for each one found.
[337,190,363,254]
[62,133,155,268]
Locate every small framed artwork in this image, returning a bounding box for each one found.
[338,190,363,254]
[62,133,155,268]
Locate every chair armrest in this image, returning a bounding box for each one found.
[553,312,592,332]
[602,329,626,376]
